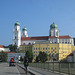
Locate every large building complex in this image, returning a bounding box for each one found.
[13,22,75,62]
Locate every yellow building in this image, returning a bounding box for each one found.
[32,42,72,62]
[18,45,32,53]
[18,42,75,62]
[72,46,75,52]
[59,44,72,60]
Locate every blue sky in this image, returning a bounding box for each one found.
[0,0,75,46]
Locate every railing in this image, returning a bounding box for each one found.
[29,62,75,75]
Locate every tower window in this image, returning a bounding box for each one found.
[15,36,17,39]
[29,43,31,45]
[15,42,16,45]
[23,43,25,45]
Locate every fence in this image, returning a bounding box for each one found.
[29,62,75,75]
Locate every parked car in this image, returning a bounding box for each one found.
[9,58,16,66]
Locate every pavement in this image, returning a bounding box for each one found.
[17,64,68,75]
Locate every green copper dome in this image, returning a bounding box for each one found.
[22,27,27,31]
[15,22,20,26]
[50,22,58,29]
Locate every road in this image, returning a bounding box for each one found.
[0,63,33,75]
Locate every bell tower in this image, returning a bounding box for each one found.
[49,22,59,37]
[13,22,21,47]
[22,27,28,37]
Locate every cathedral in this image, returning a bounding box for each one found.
[13,22,74,47]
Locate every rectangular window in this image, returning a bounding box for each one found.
[43,48,45,50]
[48,48,50,50]
[51,47,53,50]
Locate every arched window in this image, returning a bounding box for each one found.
[23,43,25,45]
[29,43,31,45]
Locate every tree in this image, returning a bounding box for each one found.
[36,51,48,63]
[35,56,40,62]
[0,51,7,62]
[8,44,17,52]
[60,58,67,62]
[26,51,33,62]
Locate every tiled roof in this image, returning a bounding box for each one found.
[2,52,16,53]
[21,35,71,41]
[21,36,49,41]
[59,35,71,39]
[0,45,5,48]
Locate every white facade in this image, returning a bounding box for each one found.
[0,47,10,52]
[22,29,28,37]
[49,29,59,37]
[13,22,74,46]
[21,40,47,45]
[13,23,21,47]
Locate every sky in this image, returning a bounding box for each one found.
[0,0,75,46]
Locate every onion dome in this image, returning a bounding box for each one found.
[50,22,58,29]
[22,27,27,31]
[15,22,20,26]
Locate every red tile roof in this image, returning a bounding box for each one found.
[2,52,16,53]
[59,35,71,39]
[21,35,71,41]
[21,36,49,41]
[0,45,5,48]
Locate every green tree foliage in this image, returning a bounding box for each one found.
[36,51,48,63]
[60,58,67,62]
[8,44,17,52]
[26,51,33,62]
[0,51,7,62]
[35,56,39,62]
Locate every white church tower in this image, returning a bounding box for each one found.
[22,27,28,37]
[13,22,21,47]
[49,22,59,37]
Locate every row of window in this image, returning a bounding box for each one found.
[59,42,71,44]
[33,47,71,50]
[22,43,31,45]
[20,47,32,49]
[59,51,71,53]
[34,51,57,53]
[59,48,71,50]
[34,47,57,50]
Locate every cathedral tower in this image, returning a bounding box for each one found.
[49,22,59,37]
[13,22,21,47]
[22,27,28,37]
